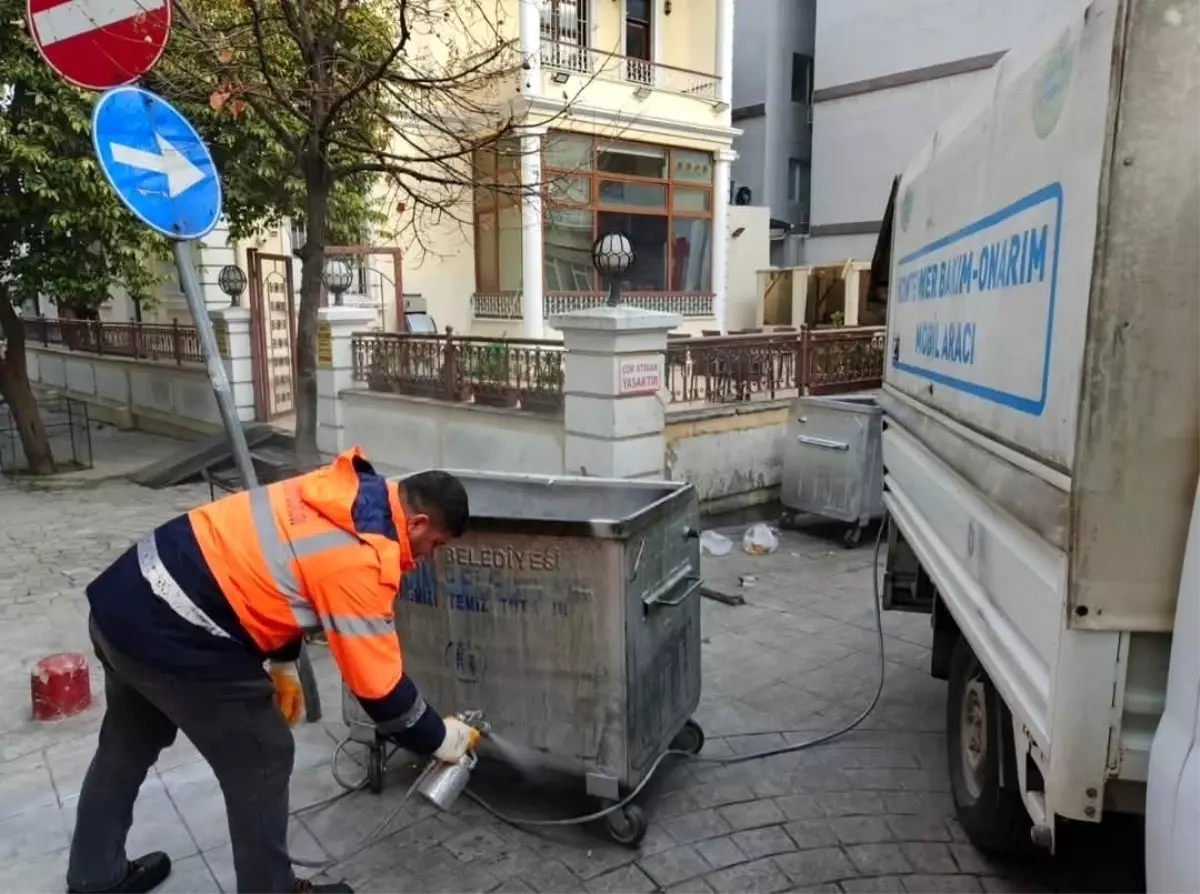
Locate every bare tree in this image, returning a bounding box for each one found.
[157,0,551,465]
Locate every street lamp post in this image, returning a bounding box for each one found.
[322,257,354,306]
[591,231,636,308]
[217,264,247,307]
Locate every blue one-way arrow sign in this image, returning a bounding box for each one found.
[92,86,222,241]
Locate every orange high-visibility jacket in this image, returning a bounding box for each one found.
[86,447,445,752]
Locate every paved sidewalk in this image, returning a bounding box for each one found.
[0,473,1144,893]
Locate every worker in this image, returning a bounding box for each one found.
[65,447,477,894]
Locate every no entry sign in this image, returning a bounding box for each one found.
[28,0,171,91]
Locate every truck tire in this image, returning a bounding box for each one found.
[946,635,1032,854]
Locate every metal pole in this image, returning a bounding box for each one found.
[607,274,621,307]
[172,240,259,489]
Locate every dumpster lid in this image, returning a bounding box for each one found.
[394,470,692,538]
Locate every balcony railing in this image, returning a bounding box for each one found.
[665,326,886,405]
[472,291,715,320]
[539,39,720,100]
[25,317,203,365]
[351,331,565,415]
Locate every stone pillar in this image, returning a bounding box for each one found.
[209,305,255,422]
[551,306,682,480]
[520,130,546,339]
[842,263,861,326]
[518,0,542,96]
[791,266,811,327]
[316,305,376,459]
[712,148,736,334]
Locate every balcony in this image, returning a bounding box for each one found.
[539,39,720,101]
[472,291,715,321]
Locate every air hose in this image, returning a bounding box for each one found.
[298,515,891,867]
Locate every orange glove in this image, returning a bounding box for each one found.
[269,661,304,727]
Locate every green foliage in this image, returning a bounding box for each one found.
[0,0,165,311]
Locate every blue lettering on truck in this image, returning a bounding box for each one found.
[891,182,1064,416]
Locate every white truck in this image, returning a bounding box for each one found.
[876,0,1199,881]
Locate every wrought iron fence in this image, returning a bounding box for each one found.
[666,326,886,405]
[352,332,565,415]
[25,317,203,365]
[0,395,92,475]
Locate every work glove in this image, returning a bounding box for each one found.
[433,716,481,763]
[269,661,304,727]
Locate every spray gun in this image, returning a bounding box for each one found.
[415,709,489,811]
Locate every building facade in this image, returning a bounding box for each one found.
[402,0,740,339]
[728,0,816,239]
[805,0,1060,265]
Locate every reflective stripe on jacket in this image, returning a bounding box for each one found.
[86,447,445,753]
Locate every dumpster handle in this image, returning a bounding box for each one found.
[628,538,646,582]
[796,434,850,451]
[642,563,700,609]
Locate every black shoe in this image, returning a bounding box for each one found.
[68,853,172,894]
[293,880,353,894]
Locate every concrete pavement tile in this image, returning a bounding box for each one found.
[693,836,747,870]
[902,876,984,893]
[521,858,583,892]
[0,801,69,862]
[688,781,758,809]
[885,814,951,842]
[665,877,716,893]
[781,820,838,850]
[418,860,500,893]
[0,750,58,820]
[950,843,1005,875]
[61,777,196,861]
[774,847,855,886]
[775,794,825,821]
[842,877,906,893]
[492,879,536,893]
[718,798,786,831]
[553,841,638,880]
[816,792,887,817]
[704,856,792,893]
[0,844,68,893]
[899,842,958,874]
[443,827,508,862]
[202,822,328,892]
[44,732,101,801]
[155,854,220,894]
[844,844,914,876]
[830,816,894,845]
[585,863,657,893]
[662,808,733,844]
[638,844,712,887]
[732,825,798,859]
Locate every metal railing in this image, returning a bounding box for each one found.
[472,291,715,320]
[665,326,886,405]
[352,331,566,415]
[539,39,720,99]
[26,317,203,365]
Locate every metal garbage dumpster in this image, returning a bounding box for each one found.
[781,393,884,547]
[343,471,705,844]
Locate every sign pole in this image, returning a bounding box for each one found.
[171,240,259,489]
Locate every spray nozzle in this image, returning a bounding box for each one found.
[455,709,490,739]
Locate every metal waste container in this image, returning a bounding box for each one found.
[343,471,705,844]
[781,394,884,546]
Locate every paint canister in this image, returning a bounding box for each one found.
[416,751,478,811]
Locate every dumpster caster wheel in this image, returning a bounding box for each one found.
[843,525,864,548]
[604,803,648,847]
[670,719,706,755]
[366,745,385,795]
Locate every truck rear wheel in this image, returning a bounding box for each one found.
[946,635,1032,854]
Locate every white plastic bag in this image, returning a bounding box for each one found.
[742,523,779,555]
[699,530,733,557]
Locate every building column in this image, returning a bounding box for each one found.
[715,0,735,108]
[520,130,546,339]
[316,305,377,459]
[842,262,861,326]
[712,147,736,334]
[551,305,682,479]
[518,0,542,96]
[209,305,256,422]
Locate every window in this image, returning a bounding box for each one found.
[473,140,524,293]
[787,158,811,205]
[625,0,652,83]
[541,0,587,45]
[791,53,813,104]
[534,133,714,293]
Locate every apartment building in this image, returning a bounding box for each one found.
[728,0,816,242]
[806,0,1060,264]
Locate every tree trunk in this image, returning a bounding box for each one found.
[0,296,54,475]
[293,177,331,472]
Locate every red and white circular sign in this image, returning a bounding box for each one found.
[27,0,171,91]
